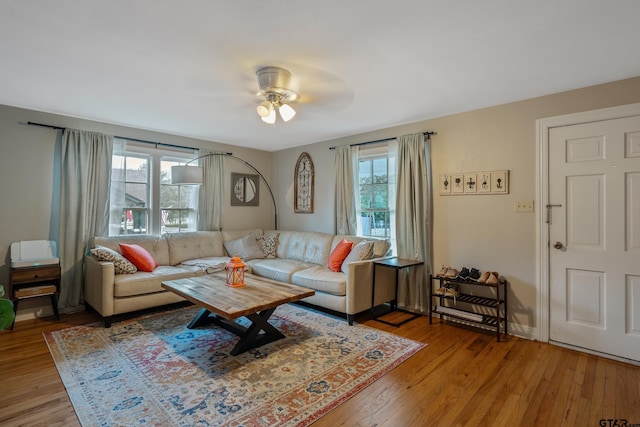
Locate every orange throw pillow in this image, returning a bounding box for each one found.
[328,239,353,272]
[119,243,158,272]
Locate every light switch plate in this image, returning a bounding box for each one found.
[515,201,534,212]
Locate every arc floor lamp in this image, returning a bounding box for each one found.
[171,152,278,230]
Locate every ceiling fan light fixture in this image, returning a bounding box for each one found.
[278,103,296,122]
[256,101,273,118]
[256,66,298,124]
[261,108,276,124]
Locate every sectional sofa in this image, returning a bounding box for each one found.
[84,229,393,327]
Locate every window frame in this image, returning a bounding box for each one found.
[110,140,198,236]
[358,147,394,240]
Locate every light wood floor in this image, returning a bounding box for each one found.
[1,308,639,427]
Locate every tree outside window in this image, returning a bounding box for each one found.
[359,156,391,238]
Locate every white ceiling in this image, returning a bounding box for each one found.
[1,1,639,152]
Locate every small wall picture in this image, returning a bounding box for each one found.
[464,174,477,193]
[231,173,259,206]
[478,172,491,193]
[440,174,451,194]
[451,174,464,193]
[491,171,508,193]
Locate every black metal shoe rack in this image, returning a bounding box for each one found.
[429,275,507,342]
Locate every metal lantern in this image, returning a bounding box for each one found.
[225,256,246,288]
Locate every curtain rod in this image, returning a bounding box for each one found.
[24,121,199,152]
[328,131,436,151]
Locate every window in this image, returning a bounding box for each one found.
[109,141,198,236]
[358,152,393,239]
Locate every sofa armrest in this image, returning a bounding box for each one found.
[84,255,116,317]
[344,256,396,315]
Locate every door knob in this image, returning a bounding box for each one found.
[553,241,564,249]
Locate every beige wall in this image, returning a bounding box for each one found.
[272,76,640,337]
[0,105,275,320]
[4,76,640,329]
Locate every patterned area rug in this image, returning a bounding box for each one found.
[44,304,425,426]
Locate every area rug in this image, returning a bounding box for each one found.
[44,304,425,427]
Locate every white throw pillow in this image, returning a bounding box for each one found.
[223,235,265,261]
[341,241,375,274]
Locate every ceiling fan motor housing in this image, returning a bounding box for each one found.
[256,66,297,103]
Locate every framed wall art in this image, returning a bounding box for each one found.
[440,170,509,195]
[294,152,314,213]
[231,173,259,206]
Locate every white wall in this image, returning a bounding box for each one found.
[0,105,274,320]
[271,76,640,337]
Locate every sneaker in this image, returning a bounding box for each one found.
[437,266,449,277]
[486,272,500,285]
[444,284,459,303]
[457,267,470,280]
[444,268,458,279]
[477,271,490,283]
[434,285,448,296]
[468,268,481,281]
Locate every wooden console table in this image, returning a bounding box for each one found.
[10,264,61,330]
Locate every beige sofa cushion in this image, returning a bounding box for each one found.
[113,266,195,297]
[292,266,347,296]
[92,235,170,266]
[284,231,333,265]
[248,258,315,283]
[165,231,225,265]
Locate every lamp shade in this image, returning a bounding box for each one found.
[261,108,276,124]
[278,103,296,122]
[171,165,203,185]
[256,101,273,118]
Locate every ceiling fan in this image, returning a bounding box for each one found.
[255,66,299,124]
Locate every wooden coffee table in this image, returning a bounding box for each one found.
[161,273,315,355]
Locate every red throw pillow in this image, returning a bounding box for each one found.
[328,239,353,272]
[119,243,158,272]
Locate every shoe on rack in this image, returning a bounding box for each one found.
[437,265,449,277]
[468,268,481,281]
[444,284,459,297]
[457,267,470,280]
[477,271,490,283]
[434,285,448,296]
[486,272,500,285]
[444,284,459,303]
[444,268,458,279]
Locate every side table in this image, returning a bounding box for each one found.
[10,263,61,330]
[371,257,424,326]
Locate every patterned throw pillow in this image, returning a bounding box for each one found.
[90,245,137,274]
[256,233,279,258]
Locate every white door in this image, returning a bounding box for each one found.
[549,115,640,362]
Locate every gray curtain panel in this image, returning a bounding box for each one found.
[334,145,358,235]
[59,129,114,310]
[197,150,224,231]
[395,132,433,313]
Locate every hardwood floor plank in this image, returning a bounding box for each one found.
[2,309,640,427]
